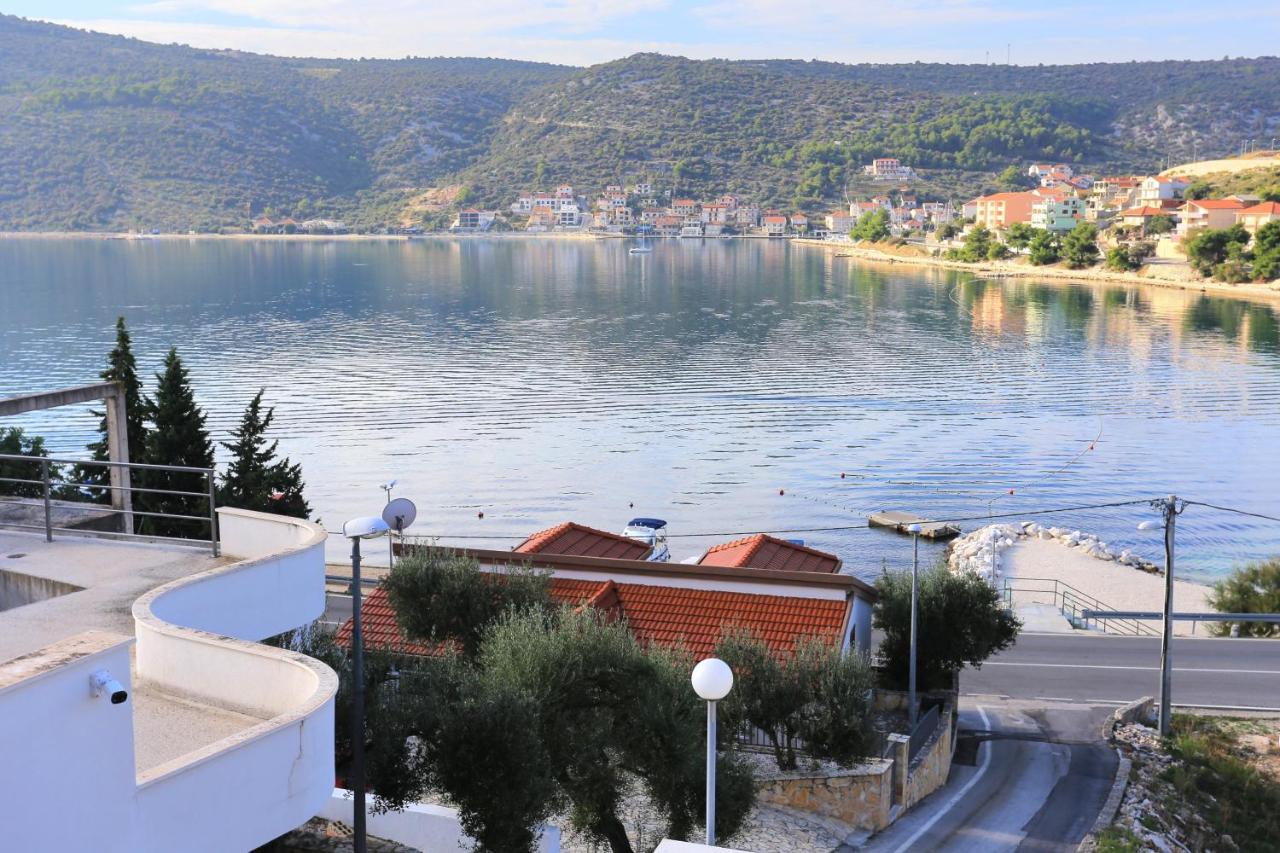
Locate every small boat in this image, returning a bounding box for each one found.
[621,517,671,562]
[629,238,653,254]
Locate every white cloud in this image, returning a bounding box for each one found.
[41,0,1280,64]
[693,0,1055,34]
[118,0,671,38]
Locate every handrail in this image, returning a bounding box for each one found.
[0,453,218,555]
[1002,577,1158,636]
[0,453,215,474]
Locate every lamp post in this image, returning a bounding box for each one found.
[907,523,922,728]
[342,515,391,853]
[691,657,734,847]
[1138,495,1180,736]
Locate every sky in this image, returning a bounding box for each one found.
[5,1,1280,67]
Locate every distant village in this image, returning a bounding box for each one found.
[242,155,1278,246]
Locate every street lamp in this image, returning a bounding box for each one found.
[907,523,922,728]
[342,515,391,853]
[691,657,734,847]
[1137,496,1180,736]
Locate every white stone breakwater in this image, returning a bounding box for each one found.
[947,522,1161,582]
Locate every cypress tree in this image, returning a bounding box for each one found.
[219,389,310,519]
[141,348,215,538]
[73,317,147,502]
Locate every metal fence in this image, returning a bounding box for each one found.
[734,725,807,756]
[0,453,219,555]
[1002,577,1158,636]
[908,704,941,762]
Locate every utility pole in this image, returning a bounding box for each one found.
[1157,495,1180,736]
[350,534,368,853]
[908,524,922,728]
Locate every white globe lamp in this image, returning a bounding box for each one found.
[691,657,734,701]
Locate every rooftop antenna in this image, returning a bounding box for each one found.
[381,497,417,570]
[380,479,398,502]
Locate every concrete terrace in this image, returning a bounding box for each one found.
[0,530,225,661]
[0,531,272,774]
[1,510,336,852]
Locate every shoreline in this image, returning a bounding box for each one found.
[0,230,607,242]
[950,523,1213,637]
[792,238,1280,305]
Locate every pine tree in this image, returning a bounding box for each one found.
[141,348,215,538]
[219,389,310,519]
[72,317,148,502]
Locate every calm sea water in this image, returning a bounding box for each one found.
[2,236,1279,583]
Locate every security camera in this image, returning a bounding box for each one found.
[90,669,128,705]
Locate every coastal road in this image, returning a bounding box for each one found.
[961,631,1280,710]
[860,699,1117,852]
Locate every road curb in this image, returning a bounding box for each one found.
[1076,696,1151,851]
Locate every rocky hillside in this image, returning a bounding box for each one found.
[1,14,1278,230]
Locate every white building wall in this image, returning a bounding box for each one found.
[852,596,874,656]
[0,632,138,853]
[321,789,561,852]
[1,509,335,853]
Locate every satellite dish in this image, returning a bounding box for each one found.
[381,497,417,533]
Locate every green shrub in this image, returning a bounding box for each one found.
[1210,558,1280,637]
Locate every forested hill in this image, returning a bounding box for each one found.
[0,16,571,231]
[2,14,1279,231]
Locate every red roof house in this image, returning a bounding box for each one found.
[698,534,841,574]
[339,576,851,660]
[514,522,652,560]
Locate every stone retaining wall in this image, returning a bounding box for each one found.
[754,699,957,835]
[754,759,894,832]
[903,704,954,809]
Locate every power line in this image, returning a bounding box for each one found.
[366,497,1159,543]
[1181,500,1280,525]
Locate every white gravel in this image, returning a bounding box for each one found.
[1002,538,1211,636]
[949,523,1213,637]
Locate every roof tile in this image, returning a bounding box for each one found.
[340,578,847,660]
[514,522,652,560]
[698,534,841,573]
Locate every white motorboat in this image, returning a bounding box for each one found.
[621,517,670,562]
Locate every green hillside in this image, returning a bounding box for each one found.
[0,16,570,231]
[1,14,1279,230]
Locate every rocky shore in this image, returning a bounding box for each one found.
[948,521,1160,581]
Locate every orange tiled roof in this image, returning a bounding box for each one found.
[1239,202,1280,216]
[1184,199,1246,210]
[339,580,847,659]
[1119,206,1172,217]
[699,534,841,573]
[514,522,652,560]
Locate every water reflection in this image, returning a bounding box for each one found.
[1,237,1278,581]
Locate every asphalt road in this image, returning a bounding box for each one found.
[962,631,1280,710]
[862,700,1117,852]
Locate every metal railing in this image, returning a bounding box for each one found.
[0,453,219,555]
[908,704,941,762]
[1002,577,1158,636]
[734,725,819,760]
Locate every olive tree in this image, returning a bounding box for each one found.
[874,564,1021,690]
[361,551,757,853]
[382,546,552,655]
[715,629,876,771]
